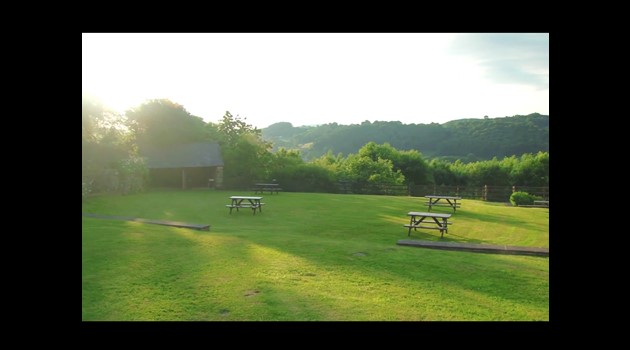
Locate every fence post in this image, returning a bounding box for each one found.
[512,185,516,193]
[483,185,488,201]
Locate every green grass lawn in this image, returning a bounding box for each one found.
[82,189,549,321]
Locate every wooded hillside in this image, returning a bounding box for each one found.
[262,113,549,161]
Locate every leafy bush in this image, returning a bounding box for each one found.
[118,156,148,194]
[271,163,338,193]
[510,191,541,206]
[95,168,120,193]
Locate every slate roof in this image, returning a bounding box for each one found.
[143,142,224,169]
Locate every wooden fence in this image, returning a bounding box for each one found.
[337,182,549,202]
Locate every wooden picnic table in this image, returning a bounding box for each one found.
[404,211,452,238]
[253,183,282,194]
[226,196,264,214]
[425,195,462,212]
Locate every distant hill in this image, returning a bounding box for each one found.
[262,113,549,161]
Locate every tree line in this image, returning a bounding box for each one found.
[82,97,549,198]
[262,113,549,162]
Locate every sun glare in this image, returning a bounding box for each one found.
[82,70,156,114]
[83,33,548,127]
[83,34,163,114]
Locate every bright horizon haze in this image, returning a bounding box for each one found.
[82,33,549,129]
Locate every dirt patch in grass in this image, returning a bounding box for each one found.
[244,290,260,297]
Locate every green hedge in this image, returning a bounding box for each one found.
[510,191,541,206]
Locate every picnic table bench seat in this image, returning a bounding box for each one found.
[423,202,461,207]
[226,203,265,208]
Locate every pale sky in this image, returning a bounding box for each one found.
[82,33,549,129]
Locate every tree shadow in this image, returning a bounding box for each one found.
[84,191,548,320]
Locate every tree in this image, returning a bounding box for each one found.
[466,157,511,186]
[270,148,304,173]
[397,149,430,185]
[82,95,141,195]
[340,153,405,192]
[216,111,273,188]
[267,149,337,192]
[125,99,207,153]
[509,152,549,186]
[311,150,344,173]
[429,159,457,185]
[262,114,548,161]
[357,142,429,185]
[358,141,398,162]
[262,122,297,138]
[217,111,262,145]
[204,121,225,143]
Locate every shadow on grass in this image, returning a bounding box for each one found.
[455,210,546,232]
[404,228,487,244]
[210,228,548,313]
[83,191,548,320]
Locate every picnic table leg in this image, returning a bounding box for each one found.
[408,216,415,236]
[442,218,449,237]
[431,217,441,237]
[430,217,446,238]
[446,199,455,212]
[408,216,426,236]
[248,200,256,215]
